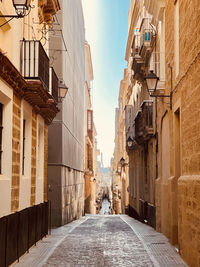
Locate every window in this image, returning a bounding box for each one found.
[0,104,3,174]
[37,121,44,179]
[22,119,26,175]
[21,101,32,179]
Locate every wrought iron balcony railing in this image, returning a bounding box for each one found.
[21,40,50,90]
[135,110,143,143]
[135,101,153,144]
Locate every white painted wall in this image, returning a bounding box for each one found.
[19,100,32,210]
[0,81,13,217]
[35,115,44,204]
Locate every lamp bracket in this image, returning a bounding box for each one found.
[150,92,172,109]
[0,15,24,18]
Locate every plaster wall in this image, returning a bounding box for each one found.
[19,100,32,210]
[0,82,13,217]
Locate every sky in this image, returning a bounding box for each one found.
[82,0,130,167]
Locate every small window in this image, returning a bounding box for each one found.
[0,104,3,174]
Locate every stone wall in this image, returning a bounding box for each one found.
[48,165,84,227]
[30,112,37,206]
[157,0,200,265]
[11,94,21,212]
[62,168,84,224]
[178,176,200,267]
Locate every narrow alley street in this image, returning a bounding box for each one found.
[99,198,111,215]
[14,215,187,267]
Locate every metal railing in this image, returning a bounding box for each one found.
[135,111,143,141]
[0,201,50,267]
[21,40,50,90]
[141,101,153,128]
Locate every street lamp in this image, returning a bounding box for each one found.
[127,136,133,148]
[144,70,159,95]
[144,70,172,109]
[0,0,31,18]
[120,157,125,166]
[117,166,121,174]
[13,0,31,15]
[58,81,68,102]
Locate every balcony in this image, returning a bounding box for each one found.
[21,40,50,90]
[139,18,155,64]
[49,67,58,102]
[141,101,153,139]
[135,110,143,144]
[125,105,138,150]
[131,34,144,77]
[135,101,153,144]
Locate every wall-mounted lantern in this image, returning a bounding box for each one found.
[58,81,68,102]
[0,0,31,18]
[127,136,133,148]
[144,70,159,95]
[144,70,172,109]
[120,157,125,166]
[119,157,129,169]
[117,166,121,174]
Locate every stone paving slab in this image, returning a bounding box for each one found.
[13,215,188,267]
[120,215,188,267]
[12,216,88,267]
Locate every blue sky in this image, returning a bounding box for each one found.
[82,0,130,166]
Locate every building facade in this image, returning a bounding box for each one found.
[0,0,59,219]
[145,1,200,265]
[0,0,59,264]
[124,0,157,227]
[123,0,200,265]
[84,41,98,215]
[48,0,85,226]
[111,69,129,214]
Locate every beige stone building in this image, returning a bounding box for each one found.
[124,0,157,227]
[123,0,200,265]
[111,69,129,214]
[84,41,97,214]
[0,0,59,216]
[0,0,59,264]
[145,1,200,266]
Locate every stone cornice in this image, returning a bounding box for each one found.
[25,81,59,125]
[0,52,26,97]
[0,52,59,125]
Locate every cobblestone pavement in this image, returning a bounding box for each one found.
[14,215,188,267]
